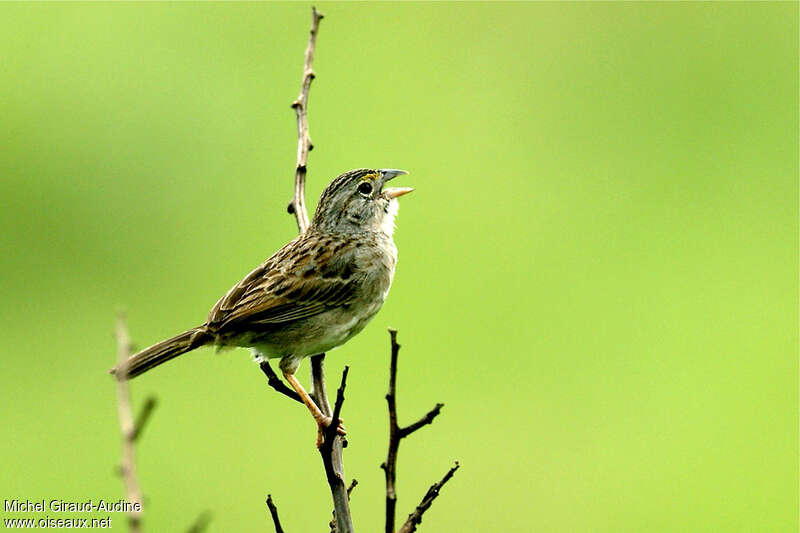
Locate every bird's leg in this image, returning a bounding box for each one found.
[283,371,346,447]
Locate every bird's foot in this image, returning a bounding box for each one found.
[315,415,346,448]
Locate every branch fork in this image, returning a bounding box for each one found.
[382,330,456,533]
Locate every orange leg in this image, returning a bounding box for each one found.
[283,371,346,447]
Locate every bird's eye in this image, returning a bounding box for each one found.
[357,181,373,196]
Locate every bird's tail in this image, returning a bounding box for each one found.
[110,327,211,379]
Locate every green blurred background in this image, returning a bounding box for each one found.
[1,2,797,531]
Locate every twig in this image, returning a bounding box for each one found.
[260,361,303,404]
[311,356,352,532]
[399,404,444,438]
[382,329,446,533]
[185,511,212,533]
[288,5,324,234]
[319,367,354,533]
[397,463,460,533]
[347,479,358,497]
[114,312,144,533]
[324,366,348,445]
[266,495,286,533]
[131,396,158,442]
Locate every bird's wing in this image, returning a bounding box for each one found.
[206,234,361,332]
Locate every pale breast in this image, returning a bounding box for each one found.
[242,231,398,359]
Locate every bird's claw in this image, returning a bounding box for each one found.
[315,415,346,448]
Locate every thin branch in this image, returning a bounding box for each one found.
[346,479,358,498]
[319,367,354,533]
[399,403,444,439]
[325,366,348,445]
[397,463,460,533]
[185,511,212,533]
[266,495,286,533]
[382,330,400,533]
[288,6,324,234]
[131,396,158,442]
[309,356,352,533]
[114,312,144,533]
[382,329,446,533]
[260,361,303,404]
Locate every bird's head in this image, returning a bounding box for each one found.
[311,168,412,235]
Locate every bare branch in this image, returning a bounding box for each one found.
[347,479,358,497]
[310,356,352,533]
[114,312,143,533]
[325,366,348,445]
[383,329,448,533]
[289,6,324,234]
[260,361,303,404]
[399,403,444,439]
[185,511,212,533]
[397,463,460,533]
[318,366,353,533]
[382,330,400,533]
[266,495,286,533]
[132,396,158,442]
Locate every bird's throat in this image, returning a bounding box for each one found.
[380,199,399,236]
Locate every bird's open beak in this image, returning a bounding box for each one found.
[384,187,414,199]
[379,169,413,199]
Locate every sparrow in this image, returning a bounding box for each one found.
[111,168,412,444]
